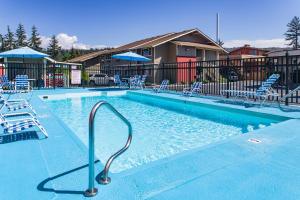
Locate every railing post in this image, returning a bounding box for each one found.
[226,57,230,98]
[68,64,71,88]
[162,62,165,81]
[82,62,86,88]
[53,63,56,89]
[188,60,192,87]
[285,52,290,106]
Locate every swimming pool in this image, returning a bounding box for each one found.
[45,91,286,173]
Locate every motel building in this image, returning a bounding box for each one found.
[69,28,228,84]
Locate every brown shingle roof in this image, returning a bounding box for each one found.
[68,49,115,63]
[68,28,227,63]
[137,29,196,48]
[115,33,173,52]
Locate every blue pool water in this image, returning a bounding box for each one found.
[45,92,285,173]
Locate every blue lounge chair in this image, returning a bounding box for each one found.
[221,74,280,106]
[0,75,14,89]
[153,80,169,93]
[114,75,128,88]
[0,112,48,138]
[183,82,202,97]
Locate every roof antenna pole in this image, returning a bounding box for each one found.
[216,13,219,42]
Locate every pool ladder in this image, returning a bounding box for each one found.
[84,101,133,197]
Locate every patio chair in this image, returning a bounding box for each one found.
[15,75,31,92]
[0,112,48,138]
[183,82,203,97]
[114,75,128,88]
[133,75,147,89]
[0,75,14,89]
[153,80,169,93]
[221,74,280,106]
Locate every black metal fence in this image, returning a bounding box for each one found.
[0,62,82,89]
[1,54,300,104]
[84,54,300,104]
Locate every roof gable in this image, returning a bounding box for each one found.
[68,28,228,63]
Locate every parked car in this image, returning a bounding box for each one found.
[89,73,114,86]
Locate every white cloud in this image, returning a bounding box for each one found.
[40,33,107,50]
[224,38,288,48]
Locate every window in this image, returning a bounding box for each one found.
[196,49,202,57]
[142,48,152,56]
[250,49,257,55]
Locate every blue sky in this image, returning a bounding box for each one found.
[1,0,299,49]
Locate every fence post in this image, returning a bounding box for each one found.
[188,60,192,87]
[226,57,230,98]
[82,62,86,88]
[68,64,71,88]
[162,62,165,81]
[285,52,289,106]
[53,63,56,89]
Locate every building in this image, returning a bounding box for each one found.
[69,28,227,84]
[69,28,227,68]
[219,45,269,81]
[266,49,300,85]
[222,44,268,59]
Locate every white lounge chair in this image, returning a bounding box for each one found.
[0,95,35,114]
[0,112,48,138]
[221,74,280,106]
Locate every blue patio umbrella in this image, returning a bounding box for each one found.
[112,52,151,62]
[0,46,48,59]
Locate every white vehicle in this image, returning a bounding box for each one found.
[89,73,114,86]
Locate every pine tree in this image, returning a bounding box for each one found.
[28,25,42,51]
[15,23,27,47]
[0,34,4,52]
[4,26,15,50]
[47,35,61,60]
[70,47,78,59]
[285,16,300,49]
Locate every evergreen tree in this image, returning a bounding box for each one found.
[0,34,4,52]
[47,35,61,60]
[285,16,300,49]
[4,26,15,50]
[15,23,27,47]
[70,47,78,59]
[28,25,42,51]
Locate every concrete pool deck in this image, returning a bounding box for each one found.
[0,88,299,200]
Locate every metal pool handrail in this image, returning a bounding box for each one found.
[84,101,133,197]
